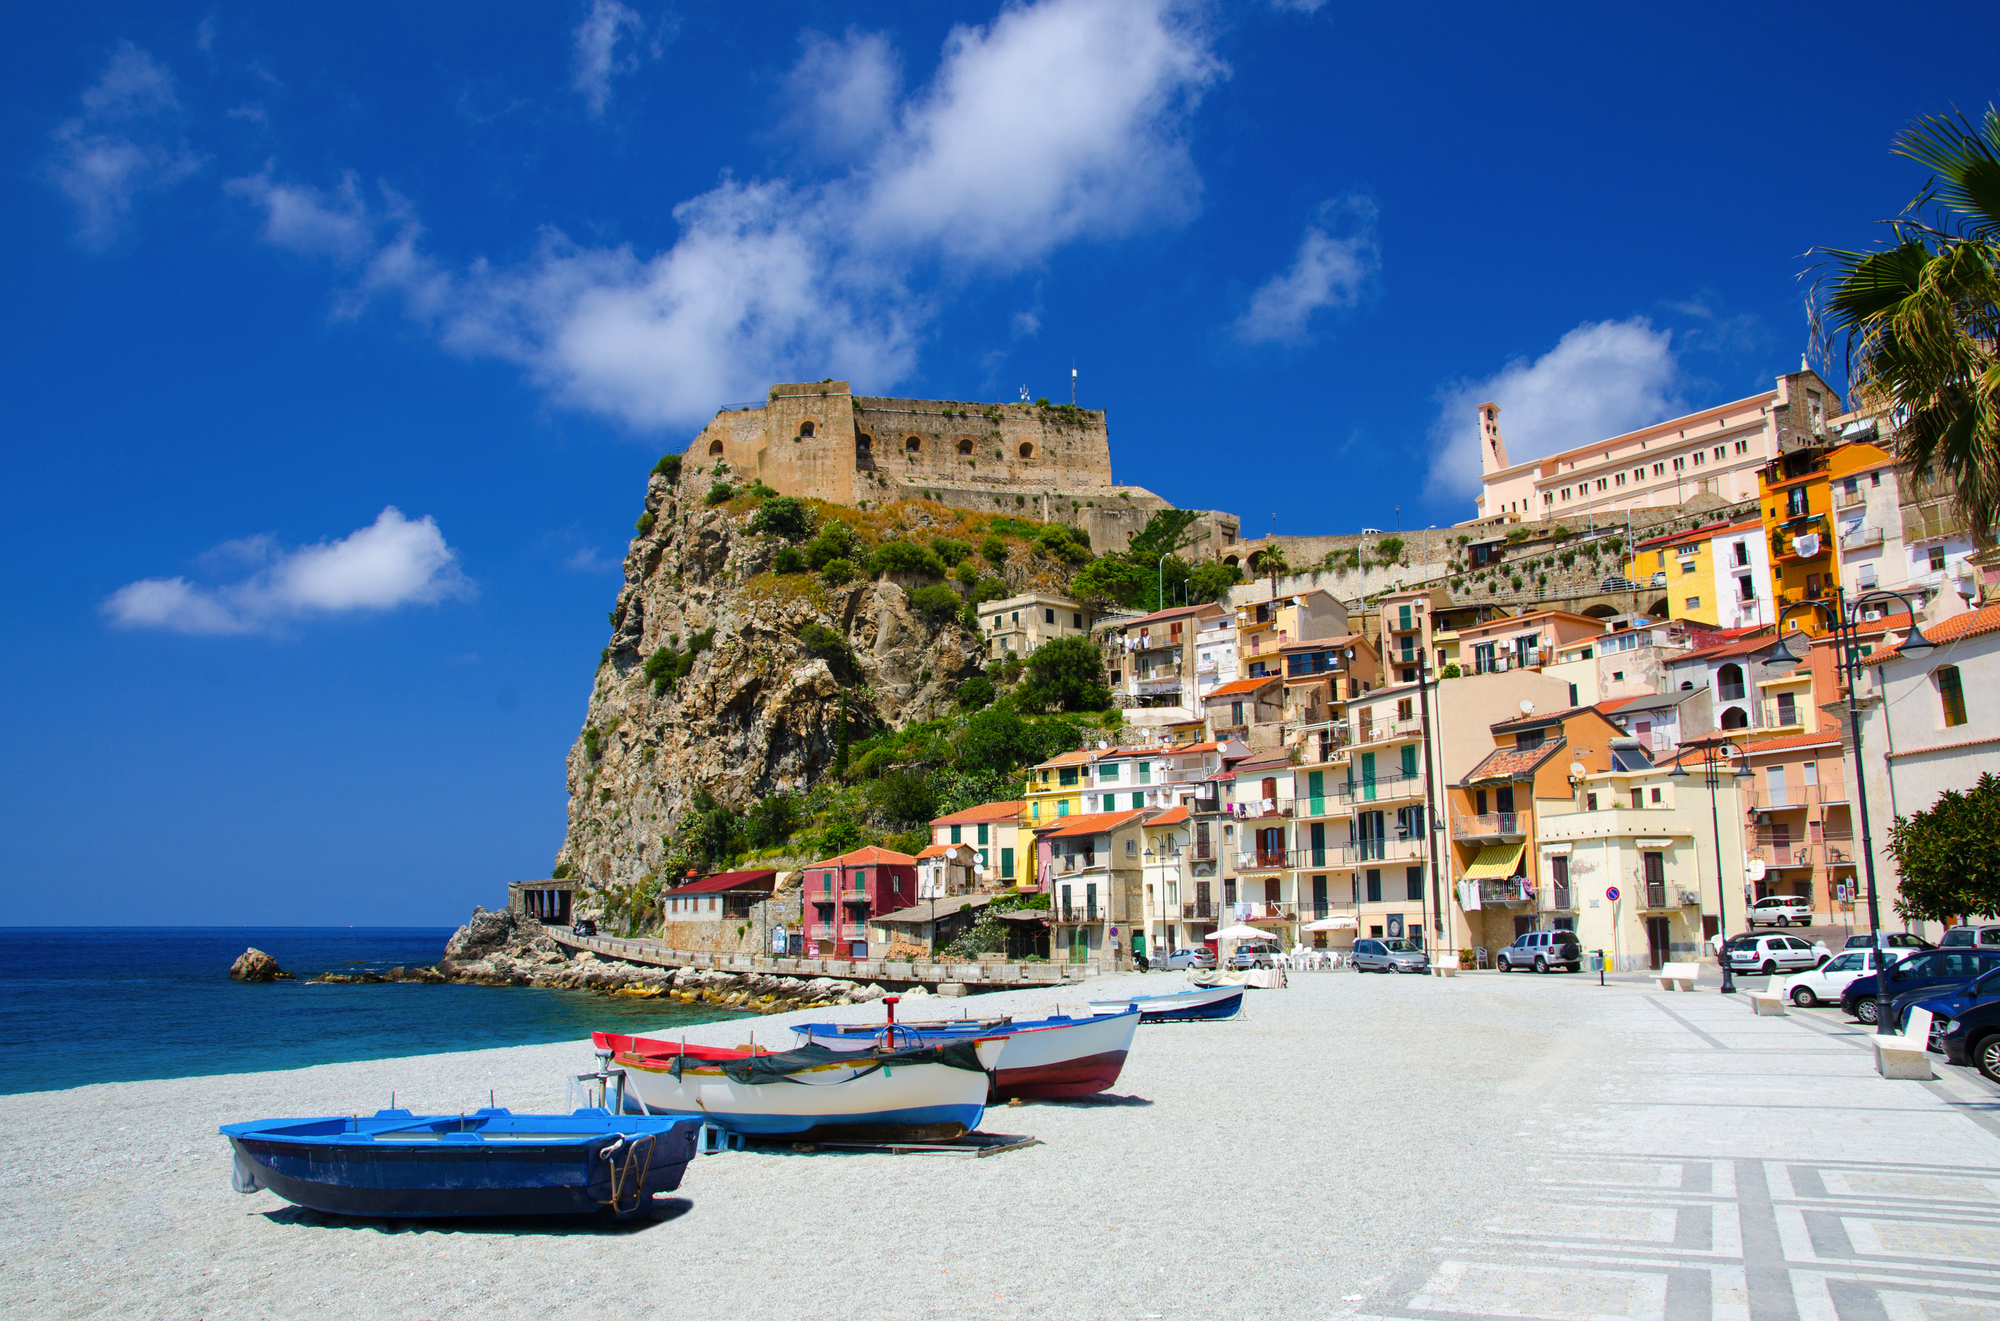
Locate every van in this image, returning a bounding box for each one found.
[1940,924,2000,949]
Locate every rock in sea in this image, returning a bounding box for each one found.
[229,948,295,982]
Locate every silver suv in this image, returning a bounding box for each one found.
[1496,930,1584,973]
[1352,938,1429,974]
[1940,925,2000,950]
[1746,894,1814,928]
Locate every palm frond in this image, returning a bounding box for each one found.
[1894,107,2000,243]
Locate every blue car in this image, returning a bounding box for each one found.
[1899,966,2000,1035]
[1843,949,2000,1025]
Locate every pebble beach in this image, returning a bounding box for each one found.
[13,968,1990,1321]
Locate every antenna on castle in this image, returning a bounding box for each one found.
[1071,364,1077,406]
[1019,384,1030,403]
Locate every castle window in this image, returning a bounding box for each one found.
[957,438,974,455]
[855,434,873,468]
[708,439,724,456]
[904,435,921,453]
[1018,442,1035,460]
[799,420,816,438]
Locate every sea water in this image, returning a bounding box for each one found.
[0,927,748,1096]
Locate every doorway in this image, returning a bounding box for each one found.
[1645,917,1671,970]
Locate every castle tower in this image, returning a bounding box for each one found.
[1477,402,1510,474]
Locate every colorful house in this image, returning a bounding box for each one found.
[928,800,1025,889]
[799,846,917,959]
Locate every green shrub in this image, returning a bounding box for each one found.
[774,546,806,574]
[980,535,1008,565]
[705,481,735,506]
[956,674,995,711]
[805,520,863,569]
[1440,662,1462,679]
[1033,523,1092,565]
[744,793,799,850]
[635,510,656,535]
[1504,527,1531,544]
[652,453,682,482]
[907,583,963,623]
[1071,555,1148,607]
[750,496,815,541]
[952,559,980,585]
[820,557,856,585]
[747,481,779,500]
[1188,561,1242,604]
[1375,536,1405,563]
[871,540,949,578]
[931,536,972,566]
[798,623,847,655]
[1016,635,1111,713]
[642,627,714,696]
[582,726,603,762]
[551,861,572,879]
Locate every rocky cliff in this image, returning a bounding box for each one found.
[552,458,1078,901]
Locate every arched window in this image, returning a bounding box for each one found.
[904,435,921,453]
[1720,706,1749,730]
[707,439,724,456]
[1717,663,1745,702]
[855,434,873,468]
[1018,442,1035,459]
[799,420,816,438]
[957,438,974,455]
[1223,555,1239,567]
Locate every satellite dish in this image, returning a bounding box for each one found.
[1519,700,1535,714]
[1569,762,1586,780]
[1747,859,1767,882]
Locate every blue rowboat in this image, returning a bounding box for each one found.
[1086,984,1243,1022]
[220,1108,701,1219]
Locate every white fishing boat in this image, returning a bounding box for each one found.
[792,1006,1141,1099]
[591,1031,1005,1139]
[1085,984,1244,1022]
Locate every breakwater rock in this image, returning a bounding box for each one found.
[228,948,295,982]
[327,907,893,1014]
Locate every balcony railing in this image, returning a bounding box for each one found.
[1230,901,1296,921]
[1254,838,1430,871]
[1902,502,1962,545]
[808,923,868,940]
[1356,715,1425,743]
[1236,852,1291,872]
[1833,486,1866,510]
[1228,798,1296,820]
[1451,811,1524,840]
[1743,778,1849,812]
[1760,699,1807,729]
[1840,523,1883,549]
[1056,852,1099,874]
[1057,904,1104,923]
[1333,773,1425,805]
[1180,901,1216,919]
[1476,878,1534,906]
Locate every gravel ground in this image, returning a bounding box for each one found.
[4,969,1633,1321]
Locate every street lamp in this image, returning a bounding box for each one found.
[1670,740,1755,994]
[1766,587,1935,1034]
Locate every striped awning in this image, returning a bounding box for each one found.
[1462,843,1526,881]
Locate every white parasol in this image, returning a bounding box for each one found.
[1302,916,1356,931]
[1209,923,1270,942]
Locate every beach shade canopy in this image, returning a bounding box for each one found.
[1302,916,1356,931]
[1209,924,1270,942]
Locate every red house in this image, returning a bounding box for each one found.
[801,846,917,958]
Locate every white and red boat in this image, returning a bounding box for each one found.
[792,1006,1140,1100]
[591,1031,1004,1139]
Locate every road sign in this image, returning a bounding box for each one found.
[1606,886,1621,902]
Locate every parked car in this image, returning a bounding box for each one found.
[1495,930,1584,973]
[1937,998,2000,1083]
[1725,932,1830,977]
[1158,946,1215,970]
[1892,962,2000,1033]
[1841,949,2000,1024]
[1939,924,2000,950]
[571,918,597,937]
[1228,943,1281,970]
[1844,932,1934,951]
[1781,947,1885,1007]
[1746,894,1815,928]
[1352,937,1429,974]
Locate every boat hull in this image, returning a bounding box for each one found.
[220,1110,699,1219]
[1088,985,1244,1022]
[598,1034,1002,1137]
[793,1010,1139,1100]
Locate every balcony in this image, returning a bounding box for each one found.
[1839,523,1883,549]
[1759,699,1808,730]
[1236,851,1291,873]
[1477,878,1535,906]
[1285,837,1429,870]
[1356,715,1424,744]
[1188,795,1223,819]
[1834,486,1866,510]
[1334,773,1425,806]
[1230,901,1296,922]
[1054,852,1100,874]
[1229,798,1296,820]
[1452,811,1525,840]
[1180,901,1217,920]
[1743,778,1848,812]
[1056,904,1104,924]
[808,923,868,940]
[1902,502,1962,545]
[1772,516,1832,563]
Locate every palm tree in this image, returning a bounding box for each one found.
[1814,105,2000,547]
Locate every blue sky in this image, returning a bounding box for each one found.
[5,1,1996,924]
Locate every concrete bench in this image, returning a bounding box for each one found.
[1872,1009,1935,1081]
[1654,962,1699,992]
[1748,990,1787,1016]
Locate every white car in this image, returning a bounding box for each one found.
[1781,947,1884,1006]
[1746,894,1815,928]
[1726,932,1831,977]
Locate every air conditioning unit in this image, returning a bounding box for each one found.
[1861,609,1883,622]
[1676,889,1701,907]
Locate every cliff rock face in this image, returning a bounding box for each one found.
[553,464,987,894]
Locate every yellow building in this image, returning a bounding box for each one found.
[1023,750,1094,828]
[1758,450,1841,637]
[1623,517,1773,631]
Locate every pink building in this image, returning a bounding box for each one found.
[800,846,918,959]
[1474,368,1838,522]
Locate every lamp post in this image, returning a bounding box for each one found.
[1766,586,1935,1034]
[1669,738,1755,994]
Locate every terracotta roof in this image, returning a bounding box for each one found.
[930,800,1025,825]
[1489,705,1600,733]
[804,846,916,869]
[1870,603,2000,664]
[1040,809,1145,839]
[1739,729,1843,755]
[1206,676,1278,699]
[1116,603,1217,629]
[1673,633,1781,664]
[1148,805,1189,826]
[914,844,952,860]
[663,869,779,897]
[1594,696,1642,714]
[1460,737,1567,786]
[1232,750,1293,773]
[1030,750,1095,769]
[1279,634,1363,653]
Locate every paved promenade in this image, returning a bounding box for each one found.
[1354,987,2000,1321]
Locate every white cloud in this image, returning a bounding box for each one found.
[1270,0,1327,10]
[782,28,901,161]
[47,43,199,248]
[1232,197,1377,345]
[571,0,653,117]
[1424,318,1684,504]
[103,507,473,635]
[230,0,1223,432]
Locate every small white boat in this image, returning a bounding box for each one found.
[1086,984,1244,1022]
[792,1007,1141,1100]
[592,1031,1004,1139]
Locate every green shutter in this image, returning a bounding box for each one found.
[977,823,989,845]
[1401,745,1418,779]
[1001,847,1015,879]
[950,825,961,844]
